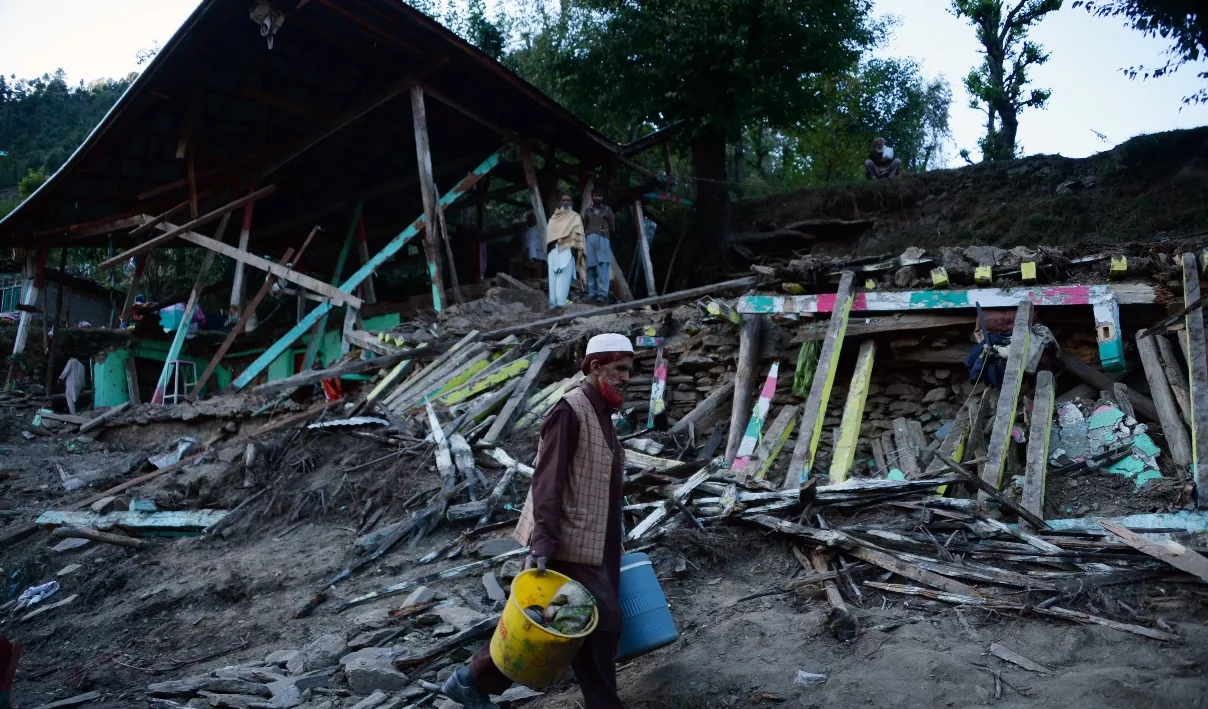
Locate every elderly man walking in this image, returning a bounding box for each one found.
[444,333,633,709]
[582,188,616,303]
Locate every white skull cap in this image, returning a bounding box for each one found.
[585,333,634,355]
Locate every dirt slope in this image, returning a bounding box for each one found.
[737,127,1208,257]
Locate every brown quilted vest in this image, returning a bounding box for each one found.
[513,386,618,566]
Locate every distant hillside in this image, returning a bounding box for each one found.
[736,127,1208,256]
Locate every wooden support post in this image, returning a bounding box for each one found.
[410,85,452,310]
[125,357,140,404]
[224,125,496,391]
[784,272,855,489]
[151,214,230,404]
[519,144,547,245]
[228,186,257,321]
[725,315,763,465]
[1021,370,1054,521]
[11,250,40,358]
[748,405,798,480]
[982,302,1033,492]
[480,345,552,445]
[303,200,362,371]
[1182,252,1208,505]
[45,248,69,392]
[98,186,277,270]
[732,363,780,471]
[892,418,920,477]
[830,341,875,483]
[355,214,377,304]
[647,346,669,430]
[633,201,657,297]
[608,247,635,302]
[1135,328,1192,468]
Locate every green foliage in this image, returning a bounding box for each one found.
[1073,0,1207,104]
[17,166,48,198]
[0,68,133,192]
[951,0,1062,161]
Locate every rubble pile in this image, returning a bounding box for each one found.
[2,245,1208,708]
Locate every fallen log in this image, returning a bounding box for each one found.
[51,526,150,550]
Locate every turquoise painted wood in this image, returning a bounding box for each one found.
[302,199,363,370]
[232,147,506,389]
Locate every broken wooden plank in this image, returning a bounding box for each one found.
[669,380,734,435]
[793,313,973,342]
[426,402,458,504]
[1135,328,1192,468]
[438,355,528,407]
[1021,369,1055,521]
[78,402,130,434]
[496,272,536,291]
[647,346,669,430]
[704,297,742,325]
[1057,351,1159,423]
[253,344,423,396]
[27,691,103,709]
[725,316,763,464]
[51,526,150,550]
[732,363,780,471]
[982,302,1033,491]
[480,345,552,445]
[1183,252,1208,505]
[1099,520,1208,583]
[627,458,721,542]
[339,546,529,611]
[748,405,798,480]
[1155,333,1193,427]
[99,186,277,269]
[923,403,970,478]
[515,373,585,431]
[932,451,1048,531]
[249,399,343,438]
[785,272,855,489]
[37,509,226,533]
[830,341,875,483]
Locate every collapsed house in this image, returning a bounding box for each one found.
[2,2,1208,708]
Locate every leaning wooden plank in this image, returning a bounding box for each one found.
[623,450,683,473]
[485,448,535,478]
[725,316,763,464]
[481,345,553,445]
[98,186,277,269]
[923,403,970,477]
[387,333,484,407]
[892,417,920,478]
[785,272,855,489]
[732,363,780,471]
[982,302,1033,491]
[193,237,311,398]
[830,341,875,482]
[1135,328,1192,467]
[231,147,505,389]
[669,380,734,435]
[345,329,396,356]
[647,346,669,430]
[1182,252,1208,505]
[151,219,225,404]
[1155,334,1193,427]
[1099,520,1208,583]
[931,451,1049,531]
[304,206,361,370]
[393,345,492,409]
[1057,350,1159,423]
[484,277,759,339]
[515,373,585,431]
[78,402,130,434]
[170,226,361,309]
[626,458,722,542]
[426,402,458,502]
[475,455,519,527]
[1022,370,1055,521]
[704,297,742,325]
[255,345,421,396]
[748,405,798,480]
[38,412,89,425]
[338,546,530,611]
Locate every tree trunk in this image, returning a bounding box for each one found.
[687,124,732,282]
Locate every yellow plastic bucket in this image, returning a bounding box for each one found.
[489,569,598,689]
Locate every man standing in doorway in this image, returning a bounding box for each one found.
[582,188,615,304]
[443,333,633,709]
[545,193,586,309]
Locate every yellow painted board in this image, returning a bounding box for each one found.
[1020,262,1037,282]
[930,267,949,289]
[829,341,876,483]
[438,358,530,406]
[750,405,799,480]
[1110,256,1128,280]
[974,266,992,285]
[982,303,1033,491]
[365,359,412,404]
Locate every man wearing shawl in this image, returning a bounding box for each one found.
[546,193,587,308]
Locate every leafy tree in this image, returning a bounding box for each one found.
[1072,0,1207,104]
[952,0,1063,161]
[547,0,877,262]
